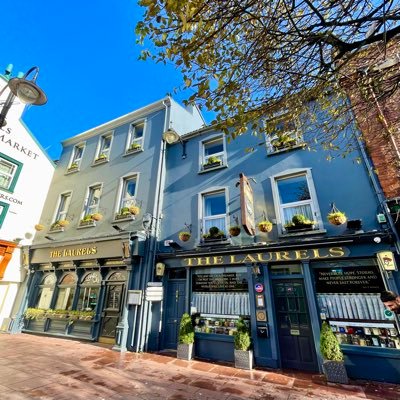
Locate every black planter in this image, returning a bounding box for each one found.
[285,224,314,232]
[322,360,348,384]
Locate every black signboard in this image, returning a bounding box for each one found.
[192,272,248,292]
[314,265,385,293]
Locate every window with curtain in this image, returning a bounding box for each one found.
[35,274,56,309]
[202,190,227,234]
[77,272,101,311]
[82,184,102,218]
[275,173,319,232]
[127,122,144,152]
[54,273,77,310]
[96,133,112,160]
[119,175,137,209]
[54,192,72,222]
[0,153,22,192]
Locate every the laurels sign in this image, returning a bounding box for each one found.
[182,246,349,267]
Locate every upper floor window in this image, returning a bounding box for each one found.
[202,190,227,238]
[117,175,137,217]
[201,136,226,171]
[68,143,85,171]
[51,192,72,230]
[0,153,22,192]
[271,170,322,234]
[95,133,112,162]
[266,117,303,154]
[81,184,102,220]
[126,122,144,153]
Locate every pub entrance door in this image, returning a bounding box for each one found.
[163,271,186,349]
[99,271,127,344]
[272,279,318,372]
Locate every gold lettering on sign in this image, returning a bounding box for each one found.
[182,246,348,267]
[50,246,98,259]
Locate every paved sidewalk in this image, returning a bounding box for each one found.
[0,334,399,399]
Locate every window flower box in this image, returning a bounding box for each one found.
[94,154,108,164]
[126,143,142,154]
[67,163,79,173]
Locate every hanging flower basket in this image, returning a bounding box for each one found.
[129,206,140,215]
[178,232,191,242]
[327,203,347,226]
[91,213,103,221]
[229,226,241,237]
[258,220,273,233]
[34,224,45,231]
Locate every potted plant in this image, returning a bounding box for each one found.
[327,211,347,226]
[258,220,273,233]
[129,143,142,152]
[320,321,348,384]
[178,231,191,242]
[234,317,253,370]
[271,134,297,150]
[91,212,103,221]
[177,313,195,360]
[129,205,140,215]
[284,214,316,232]
[229,226,241,237]
[203,155,222,169]
[116,207,131,219]
[24,308,47,320]
[95,153,108,162]
[57,219,69,227]
[202,226,226,242]
[68,162,79,171]
[34,224,45,231]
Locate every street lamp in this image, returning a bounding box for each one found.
[0,66,47,127]
[162,128,187,159]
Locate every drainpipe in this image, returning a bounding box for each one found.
[136,98,170,352]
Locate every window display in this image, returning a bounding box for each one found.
[314,261,400,350]
[193,314,250,336]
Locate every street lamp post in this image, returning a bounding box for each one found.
[0,66,47,127]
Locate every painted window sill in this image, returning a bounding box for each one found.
[198,164,228,174]
[279,229,326,238]
[124,148,143,156]
[267,143,306,156]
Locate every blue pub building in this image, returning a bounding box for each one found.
[153,116,400,383]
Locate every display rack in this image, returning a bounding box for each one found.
[194,313,248,336]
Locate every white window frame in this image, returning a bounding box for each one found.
[81,183,102,219]
[68,142,85,170]
[116,173,139,214]
[270,168,323,235]
[95,132,113,161]
[53,191,72,222]
[0,153,22,192]
[199,134,227,171]
[126,120,145,153]
[199,188,228,237]
[264,115,303,154]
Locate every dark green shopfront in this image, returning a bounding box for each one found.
[157,233,400,383]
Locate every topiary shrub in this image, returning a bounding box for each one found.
[234,318,251,351]
[320,321,343,361]
[178,313,194,344]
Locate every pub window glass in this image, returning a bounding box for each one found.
[35,274,56,309]
[54,273,77,310]
[77,271,101,311]
[314,260,400,349]
[270,264,302,275]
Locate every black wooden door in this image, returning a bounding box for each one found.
[99,283,125,341]
[163,280,186,349]
[272,279,318,371]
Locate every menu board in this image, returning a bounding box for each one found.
[314,265,385,293]
[192,272,248,292]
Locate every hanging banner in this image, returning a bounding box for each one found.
[239,173,256,236]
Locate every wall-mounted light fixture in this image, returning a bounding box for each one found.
[112,225,126,232]
[155,262,166,277]
[0,66,47,127]
[162,128,187,159]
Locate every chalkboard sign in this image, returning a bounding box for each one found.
[192,272,248,292]
[314,265,384,293]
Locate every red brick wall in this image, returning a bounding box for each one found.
[341,37,400,198]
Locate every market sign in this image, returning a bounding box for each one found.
[314,265,385,293]
[182,246,349,267]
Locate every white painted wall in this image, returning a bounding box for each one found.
[0,74,55,329]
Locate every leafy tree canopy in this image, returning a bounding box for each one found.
[136,1,400,156]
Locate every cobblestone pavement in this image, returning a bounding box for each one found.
[0,334,399,399]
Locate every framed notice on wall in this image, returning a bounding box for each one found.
[313,265,385,293]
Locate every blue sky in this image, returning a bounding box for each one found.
[1,1,205,160]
